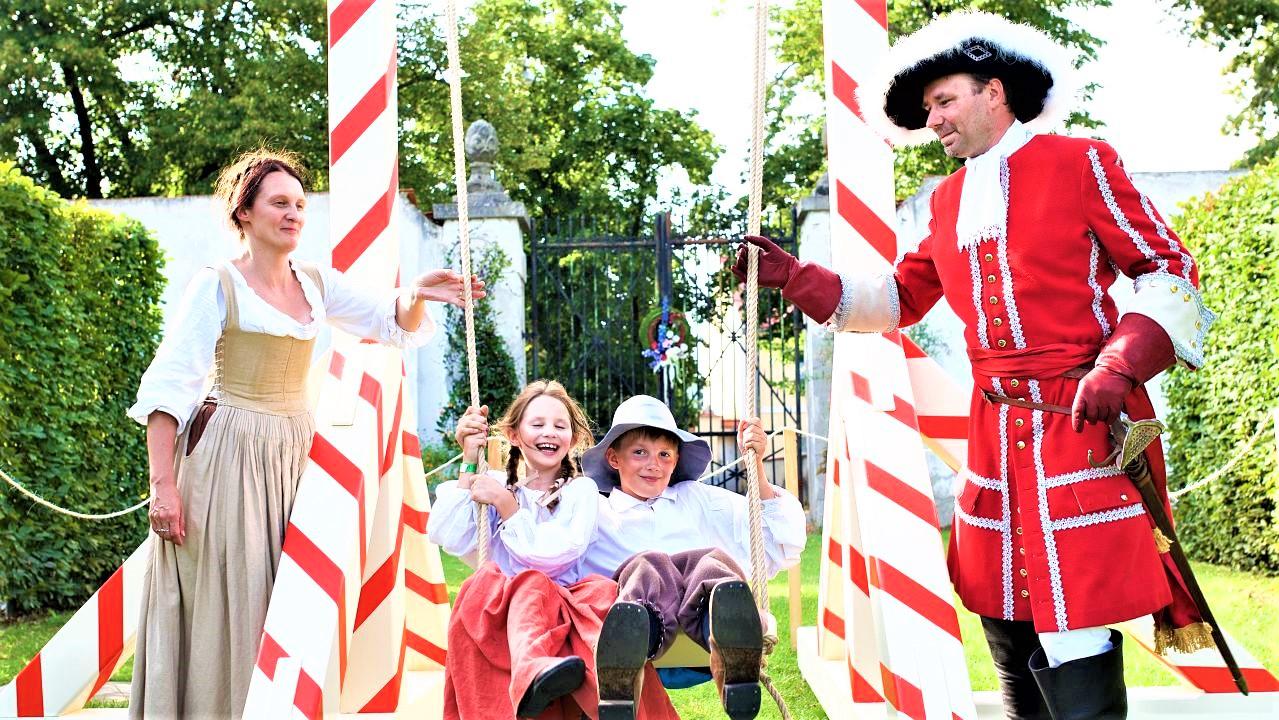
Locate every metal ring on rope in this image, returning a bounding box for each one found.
[442,0,492,564]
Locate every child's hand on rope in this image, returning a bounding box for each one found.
[470,471,518,520]
[411,269,487,307]
[455,405,489,488]
[148,481,186,545]
[737,417,778,500]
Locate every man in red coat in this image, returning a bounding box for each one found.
[735,11,1216,720]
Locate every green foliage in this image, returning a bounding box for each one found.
[0,0,718,226]
[1164,156,1279,574]
[770,0,1107,205]
[0,162,164,611]
[399,0,719,225]
[435,241,521,444]
[0,1,329,198]
[1173,1,1279,166]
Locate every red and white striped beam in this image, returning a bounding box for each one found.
[817,1,977,717]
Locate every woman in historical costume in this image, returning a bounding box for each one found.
[128,148,483,719]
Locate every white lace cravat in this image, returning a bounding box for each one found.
[956,120,1033,252]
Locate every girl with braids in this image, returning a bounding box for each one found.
[128,148,483,719]
[429,381,677,720]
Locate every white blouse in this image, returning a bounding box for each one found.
[427,473,600,586]
[129,260,435,433]
[581,480,807,583]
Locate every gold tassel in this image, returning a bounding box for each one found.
[1153,526,1173,553]
[1154,621,1215,655]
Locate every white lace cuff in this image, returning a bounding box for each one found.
[1129,272,1215,369]
[827,272,901,333]
[379,294,436,349]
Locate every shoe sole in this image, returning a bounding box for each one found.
[517,656,586,718]
[595,602,650,720]
[711,581,763,720]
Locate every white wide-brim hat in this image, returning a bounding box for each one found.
[581,395,712,492]
[855,10,1079,147]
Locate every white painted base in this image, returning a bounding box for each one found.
[796,626,1279,720]
[8,671,447,720]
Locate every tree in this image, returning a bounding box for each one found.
[398,0,719,228]
[1173,0,1279,165]
[0,1,329,199]
[766,0,1107,207]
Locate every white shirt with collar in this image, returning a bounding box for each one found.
[428,473,600,586]
[581,480,806,583]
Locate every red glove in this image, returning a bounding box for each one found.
[732,235,843,323]
[1071,313,1176,432]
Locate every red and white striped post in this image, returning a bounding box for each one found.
[815,1,977,717]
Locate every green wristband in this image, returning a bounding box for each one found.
[459,462,478,474]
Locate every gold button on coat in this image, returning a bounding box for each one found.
[1015,418,1024,427]
[1020,589,1030,598]
[1016,440,1026,450]
[1020,568,1028,577]
[987,274,997,283]
[984,253,994,262]
[998,339,1008,348]
[1010,379,1020,388]
[989,296,1000,305]
[993,317,1003,326]
[1016,527,1023,535]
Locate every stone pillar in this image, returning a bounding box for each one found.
[432,120,529,385]
[798,176,831,525]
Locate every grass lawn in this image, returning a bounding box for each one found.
[3,532,1276,718]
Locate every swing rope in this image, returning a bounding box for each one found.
[743,2,792,718]
[443,0,491,564]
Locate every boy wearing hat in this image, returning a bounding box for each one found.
[732,10,1216,720]
[579,395,806,720]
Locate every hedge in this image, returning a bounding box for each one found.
[0,163,165,612]
[1165,156,1279,575]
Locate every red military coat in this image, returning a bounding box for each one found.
[885,134,1210,633]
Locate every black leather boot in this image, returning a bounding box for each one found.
[1029,629,1127,720]
[709,580,763,720]
[595,602,651,720]
[980,616,1052,720]
[516,655,586,718]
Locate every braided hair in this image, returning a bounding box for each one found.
[493,380,593,512]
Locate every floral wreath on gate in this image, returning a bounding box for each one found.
[640,298,691,372]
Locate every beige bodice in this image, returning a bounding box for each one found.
[211,264,324,414]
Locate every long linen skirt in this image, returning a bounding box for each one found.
[130,404,313,719]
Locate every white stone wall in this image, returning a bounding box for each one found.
[90,193,454,444]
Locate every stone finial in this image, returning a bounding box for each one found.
[463,120,504,195]
[465,120,499,164]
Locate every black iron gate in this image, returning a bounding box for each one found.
[527,212,806,501]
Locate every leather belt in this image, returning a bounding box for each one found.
[981,367,1089,416]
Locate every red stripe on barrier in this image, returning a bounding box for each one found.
[362,624,411,712]
[869,558,962,643]
[329,351,346,379]
[850,660,884,703]
[403,506,429,534]
[381,386,403,476]
[256,632,288,680]
[830,61,861,120]
[851,372,872,404]
[832,456,842,486]
[900,334,927,358]
[827,537,843,566]
[283,523,344,605]
[886,395,919,431]
[339,575,349,686]
[15,654,42,717]
[856,0,888,30]
[330,56,393,165]
[836,179,896,264]
[407,570,450,604]
[407,629,448,666]
[91,568,125,699]
[918,415,968,441]
[402,429,422,457]
[1178,665,1279,693]
[309,433,363,499]
[879,664,926,720]
[333,160,399,273]
[329,0,375,49]
[354,514,407,630]
[822,608,846,639]
[848,542,870,596]
[294,669,324,720]
[865,460,939,529]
